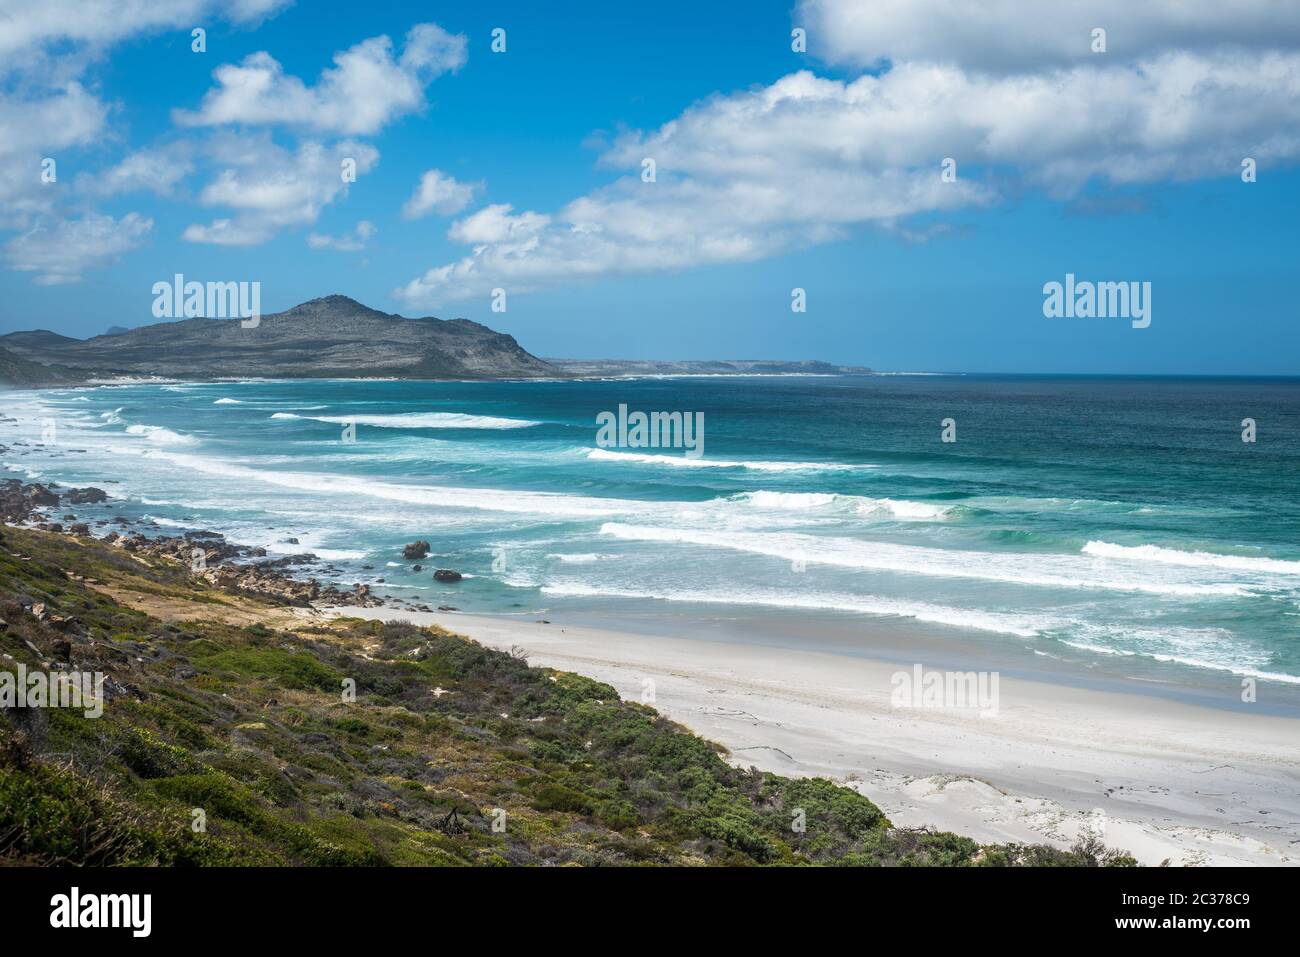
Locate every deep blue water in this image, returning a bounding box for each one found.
[5,374,1299,686]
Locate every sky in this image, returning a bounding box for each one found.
[1,0,1298,374]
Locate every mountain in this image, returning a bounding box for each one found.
[0,295,558,383]
[0,347,83,388]
[547,358,873,376]
[0,294,873,387]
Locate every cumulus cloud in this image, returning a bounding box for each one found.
[183,136,378,245]
[796,0,1300,72]
[4,212,153,285]
[0,0,290,284]
[307,219,376,251]
[0,0,290,66]
[0,82,110,228]
[173,23,467,135]
[76,144,194,197]
[401,169,478,219]
[396,14,1300,308]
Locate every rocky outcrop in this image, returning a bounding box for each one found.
[65,487,108,504]
[113,532,381,608]
[0,480,109,522]
[402,540,430,560]
[433,569,462,583]
[3,482,380,608]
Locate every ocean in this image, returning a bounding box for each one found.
[5,374,1300,697]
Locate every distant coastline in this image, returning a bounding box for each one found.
[0,294,873,388]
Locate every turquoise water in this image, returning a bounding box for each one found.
[5,374,1300,687]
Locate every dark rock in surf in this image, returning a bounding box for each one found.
[403,540,430,560]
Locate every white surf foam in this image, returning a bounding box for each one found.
[113,449,641,519]
[585,448,869,472]
[124,423,198,446]
[272,411,539,429]
[541,581,1053,637]
[1083,540,1300,576]
[598,523,1248,597]
[733,490,951,519]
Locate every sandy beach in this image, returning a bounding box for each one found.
[333,606,1300,866]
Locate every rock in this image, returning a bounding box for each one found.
[412,564,423,572]
[27,484,59,506]
[65,487,107,504]
[69,523,90,535]
[433,569,462,583]
[285,537,299,545]
[402,540,430,560]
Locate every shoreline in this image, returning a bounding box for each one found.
[332,605,1300,867]
[5,465,1299,865]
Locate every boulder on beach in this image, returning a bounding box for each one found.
[433,569,462,583]
[402,540,430,560]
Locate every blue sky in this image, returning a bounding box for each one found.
[1,0,1298,374]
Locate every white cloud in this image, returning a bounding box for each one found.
[0,0,290,66]
[396,12,1300,309]
[173,23,467,135]
[401,169,478,219]
[399,52,1300,305]
[307,219,376,251]
[0,0,290,93]
[4,212,152,284]
[0,81,107,156]
[447,204,551,244]
[183,136,378,245]
[797,0,1300,72]
[0,0,290,282]
[0,82,110,227]
[77,144,194,197]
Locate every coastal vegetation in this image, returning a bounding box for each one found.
[0,524,1134,866]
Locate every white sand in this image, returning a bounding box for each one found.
[332,607,1300,866]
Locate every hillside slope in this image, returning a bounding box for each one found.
[0,295,558,382]
[0,347,83,389]
[0,525,1131,866]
